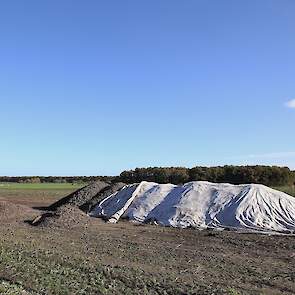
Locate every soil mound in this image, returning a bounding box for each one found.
[47,181,126,213]
[47,180,110,211]
[0,200,39,223]
[32,181,127,228]
[31,205,91,229]
[79,182,126,212]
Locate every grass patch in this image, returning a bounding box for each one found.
[227,288,241,295]
[0,183,85,190]
[0,184,83,205]
[0,278,34,295]
[0,240,212,295]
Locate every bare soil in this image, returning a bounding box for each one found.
[0,189,295,294]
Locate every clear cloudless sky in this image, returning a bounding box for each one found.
[0,0,295,176]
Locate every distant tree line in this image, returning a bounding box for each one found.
[119,166,295,187]
[0,176,115,184]
[1,166,294,187]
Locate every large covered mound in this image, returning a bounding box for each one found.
[90,181,295,233]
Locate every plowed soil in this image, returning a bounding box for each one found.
[0,189,295,295]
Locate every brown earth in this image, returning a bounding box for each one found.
[0,199,40,223]
[0,189,295,294]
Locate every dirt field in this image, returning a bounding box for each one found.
[1,188,295,295]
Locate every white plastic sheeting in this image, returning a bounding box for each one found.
[90,181,295,232]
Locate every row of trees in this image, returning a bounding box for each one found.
[1,166,294,187]
[119,166,295,187]
[0,176,115,184]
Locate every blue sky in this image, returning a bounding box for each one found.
[0,0,295,176]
